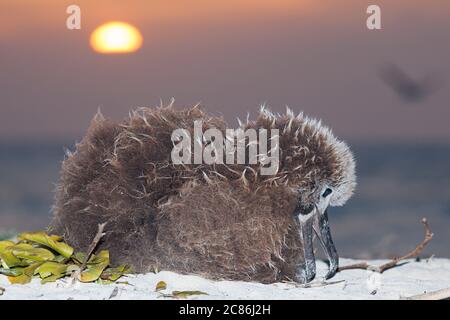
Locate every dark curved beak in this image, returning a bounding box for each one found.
[294,207,339,283]
[314,209,339,280]
[295,214,316,283]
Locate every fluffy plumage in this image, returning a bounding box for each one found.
[50,105,356,283]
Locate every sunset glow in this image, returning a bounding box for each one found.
[90,22,143,54]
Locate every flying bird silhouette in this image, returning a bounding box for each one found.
[379,63,444,103]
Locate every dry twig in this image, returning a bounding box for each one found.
[284,279,346,289]
[295,280,345,289]
[338,218,434,273]
[405,288,450,300]
[70,222,107,284]
[79,222,107,271]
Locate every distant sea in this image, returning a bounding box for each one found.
[1,141,449,258]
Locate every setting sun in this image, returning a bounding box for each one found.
[90,22,143,54]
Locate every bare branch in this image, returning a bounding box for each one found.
[70,222,107,284]
[338,262,371,272]
[283,279,346,289]
[338,218,434,273]
[80,222,107,270]
[405,287,450,300]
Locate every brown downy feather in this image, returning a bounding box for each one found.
[50,104,355,282]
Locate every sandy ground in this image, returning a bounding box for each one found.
[1,258,449,300]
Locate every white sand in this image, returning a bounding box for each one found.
[1,258,449,300]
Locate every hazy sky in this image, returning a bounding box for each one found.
[1,0,449,143]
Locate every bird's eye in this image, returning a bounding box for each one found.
[322,188,332,198]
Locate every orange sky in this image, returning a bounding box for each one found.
[1,0,450,142]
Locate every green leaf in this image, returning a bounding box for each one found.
[23,263,43,277]
[86,251,108,264]
[34,262,68,279]
[8,274,31,285]
[79,250,109,282]
[0,240,15,251]
[0,247,26,268]
[155,281,167,292]
[18,232,73,258]
[11,245,55,262]
[8,243,33,250]
[0,267,23,277]
[72,252,86,264]
[101,265,131,281]
[171,291,208,298]
[66,264,80,275]
[96,279,114,285]
[53,255,67,263]
[1,233,132,285]
[41,273,65,284]
[49,235,63,242]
